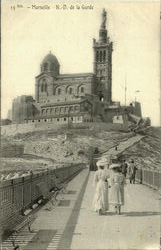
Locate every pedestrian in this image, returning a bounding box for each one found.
[128,159,138,184]
[89,150,97,171]
[109,164,125,215]
[92,159,110,215]
[121,159,128,177]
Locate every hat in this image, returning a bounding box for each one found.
[109,164,121,169]
[96,158,108,167]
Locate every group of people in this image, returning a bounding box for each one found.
[121,159,138,184]
[92,158,137,215]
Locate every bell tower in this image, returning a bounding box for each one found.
[93,9,113,103]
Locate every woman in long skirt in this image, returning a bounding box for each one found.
[109,164,125,215]
[92,159,110,215]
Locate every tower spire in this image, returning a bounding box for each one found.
[99,9,108,43]
[93,9,113,103]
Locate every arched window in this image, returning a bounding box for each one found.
[81,87,84,93]
[53,86,56,95]
[50,63,54,71]
[69,88,72,94]
[55,108,59,114]
[75,106,80,112]
[64,107,68,113]
[65,86,68,93]
[70,106,74,112]
[103,51,106,61]
[44,63,48,71]
[100,51,102,62]
[96,51,99,62]
[58,88,61,95]
[41,84,44,92]
[44,83,47,92]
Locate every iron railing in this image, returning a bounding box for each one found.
[135,168,161,190]
[0,164,83,237]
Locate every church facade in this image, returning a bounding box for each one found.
[11,9,140,125]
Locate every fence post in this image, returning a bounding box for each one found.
[22,177,25,211]
[11,179,14,204]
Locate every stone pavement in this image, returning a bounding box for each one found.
[2,168,160,250]
[71,172,160,250]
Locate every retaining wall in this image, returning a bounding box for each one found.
[1,122,127,136]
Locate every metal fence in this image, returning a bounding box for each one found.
[135,168,161,190]
[0,164,83,236]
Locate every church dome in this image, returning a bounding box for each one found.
[42,52,59,66]
[41,52,60,75]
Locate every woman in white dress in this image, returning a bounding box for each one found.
[109,164,125,215]
[93,159,110,215]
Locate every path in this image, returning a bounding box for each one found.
[71,172,160,250]
[101,134,145,159]
[2,169,160,250]
[2,134,160,250]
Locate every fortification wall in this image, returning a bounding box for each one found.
[1,120,127,137]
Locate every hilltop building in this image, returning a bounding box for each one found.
[11,9,141,125]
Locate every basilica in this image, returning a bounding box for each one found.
[12,9,140,125]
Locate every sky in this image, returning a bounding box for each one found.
[1,0,160,126]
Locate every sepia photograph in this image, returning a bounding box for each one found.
[1,1,161,249]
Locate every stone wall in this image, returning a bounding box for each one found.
[1,120,127,137]
[36,74,95,104]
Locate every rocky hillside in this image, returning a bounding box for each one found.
[121,127,161,170]
[0,126,160,174]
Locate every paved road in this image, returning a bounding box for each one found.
[2,169,160,250]
[71,172,160,250]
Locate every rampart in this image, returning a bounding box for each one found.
[1,122,127,136]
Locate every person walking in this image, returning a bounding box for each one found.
[92,159,110,215]
[127,159,137,184]
[121,159,128,177]
[130,159,137,184]
[109,164,125,215]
